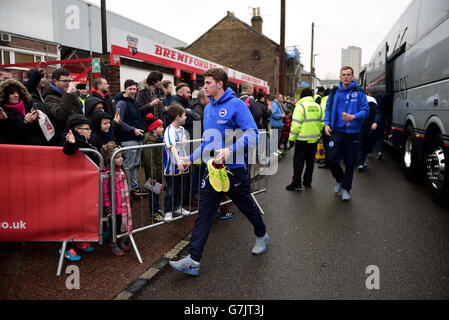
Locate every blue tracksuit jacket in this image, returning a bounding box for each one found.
[190,88,258,170]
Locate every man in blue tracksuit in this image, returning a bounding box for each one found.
[169,68,268,276]
[324,66,369,201]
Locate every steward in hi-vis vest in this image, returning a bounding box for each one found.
[286,88,324,191]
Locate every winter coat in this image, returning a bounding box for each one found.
[0,79,48,145]
[23,69,46,112]
[270,99,284,128]
[85,89,115,118]
[84,96,105,119]
[62,129,99,165]
[239,94,262,129]
[142,133,163,181]
[115,91,145,143]
[43,84,83,146]
[89,110,120,151]
[103,167,127,215]
[136,87,165,120]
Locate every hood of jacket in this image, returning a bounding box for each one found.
[91,110,113,134]
[115,91,135,103]
[84,96,105,117]
[0,79,32,105]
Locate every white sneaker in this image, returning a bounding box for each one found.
[164,212,173,222]
[174,207,191,216]
[342,189,351,201]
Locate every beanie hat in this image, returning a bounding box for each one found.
[146,113,164,132]
[67,114,92,130]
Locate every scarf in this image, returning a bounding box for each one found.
[50,82,64,95]
[90,88,109,98]
[4,99,25,115]
[117,168,132,234]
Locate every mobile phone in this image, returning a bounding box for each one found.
[116,107,120,115]
[31,103,39,112]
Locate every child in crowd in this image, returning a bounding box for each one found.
[142,113,165,222]
[101,142,133,256]
[163,104,191,222]
[61,114,96,261]
[281,109,293,155]
[90,110,121,152]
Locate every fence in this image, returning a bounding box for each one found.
[0,145,104,276]
[109,131,275,263]
[0,130,277,271]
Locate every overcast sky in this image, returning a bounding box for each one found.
[84,0,412,80]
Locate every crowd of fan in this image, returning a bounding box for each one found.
[0,66,297,260]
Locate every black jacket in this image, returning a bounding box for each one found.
[115,92,145,143]
[85,89,115,118]
[0,79,49,145]
[42,84,83,146]
[23,69,46,112]
[136,88,165,121]
[63,130,99,165]
[239,94,262,129]
[90,110,120,151]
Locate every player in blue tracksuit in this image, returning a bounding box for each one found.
[169,68,268,276]
[324,66,369,201]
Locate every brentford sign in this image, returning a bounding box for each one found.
[111,27,268,91]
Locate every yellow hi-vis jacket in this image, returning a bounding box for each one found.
[289,96,324,144]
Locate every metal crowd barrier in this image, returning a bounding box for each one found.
[108,131,276,263]
[55,148,106,276]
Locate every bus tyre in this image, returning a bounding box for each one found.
[425,134,449,206]
[402,125,420,181]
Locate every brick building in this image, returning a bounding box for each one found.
[184,9,280,96]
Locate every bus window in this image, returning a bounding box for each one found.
[418,0,449,39]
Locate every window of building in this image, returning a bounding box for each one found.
[14,52,34,64]
[2,50,11,65]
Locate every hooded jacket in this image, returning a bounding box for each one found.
[270,99,283,128]
[89,110,120,151]
[23,69,46,112]
[84,96,105,119]
[0,79,48,145]
[62,114,99,165]
[115,91,145,143]
[189,88,259,170]
[86,88,115,117]
[324,80,369,134]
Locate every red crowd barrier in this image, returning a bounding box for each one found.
[0,145,99,242]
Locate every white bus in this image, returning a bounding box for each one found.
[360,0,449,205]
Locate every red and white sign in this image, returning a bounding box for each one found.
[0,145,100,242]
[111,27,269,92]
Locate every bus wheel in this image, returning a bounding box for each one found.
[403,125,420,181]
[425,134,449,205]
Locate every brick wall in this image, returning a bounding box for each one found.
[1,35,58,56]
[185,15,280,97]
[100,55,121,95]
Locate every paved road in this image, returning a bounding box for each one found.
[134,147,449,300]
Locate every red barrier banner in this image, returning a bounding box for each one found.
[0,145,100,242]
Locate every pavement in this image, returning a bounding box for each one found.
[0,198,198,300]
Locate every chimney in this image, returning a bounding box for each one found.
[251,7,263,34]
